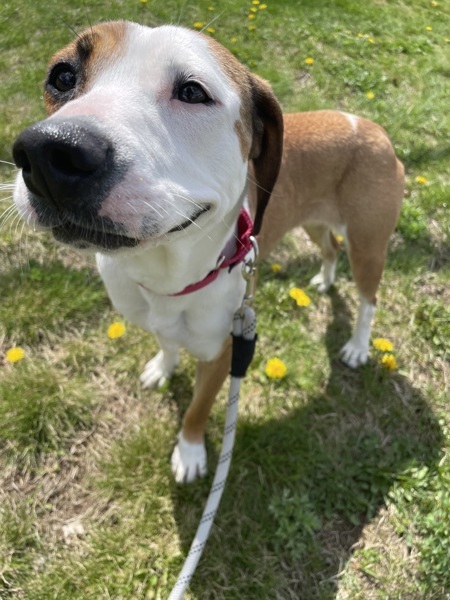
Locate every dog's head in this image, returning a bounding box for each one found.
[13,21,283,252]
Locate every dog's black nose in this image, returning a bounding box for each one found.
[12,119,112,207]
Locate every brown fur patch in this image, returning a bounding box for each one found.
[203,35,255,154]
[44,21,128,114]
[234,120,251,160]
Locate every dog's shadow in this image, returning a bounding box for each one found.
[170,282,443,599]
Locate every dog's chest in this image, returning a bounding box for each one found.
[137,270,245,360]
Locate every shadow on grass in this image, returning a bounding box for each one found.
[171,287,443,599]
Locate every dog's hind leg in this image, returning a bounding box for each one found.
[340,241,385,368]
[171,336,232,483]
[304,224,340,293]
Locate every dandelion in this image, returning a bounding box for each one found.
[252,0,260,4]
[381,353,398,370]
[289,287,311,307]
[357,33,364,38]
[271,263,282,273]
[230,36,238,43]
[193,22,204,29]
[425,26,433,31]
[248,13,256,19]
[368,37,375,44]
[6,347,26,363]
[366,91,375,99]
[431,1,439,5]
[139,0,148,3]
[335,234,344,243]
[304,57,314,65]
[259,4,267,8]
[248,25,256,31]
[107,322,126,339]
[373,338,394,352]
[208,6,215,10]
[265,357,287,379]
[207,27,216,34]
[415,175,428,184]
[250,7,258,12]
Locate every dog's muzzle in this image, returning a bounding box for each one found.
[12,117,136,250]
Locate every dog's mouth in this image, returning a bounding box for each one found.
[52,222,140,250]
[167,204,211,233]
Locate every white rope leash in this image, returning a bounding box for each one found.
[168,241,258,600]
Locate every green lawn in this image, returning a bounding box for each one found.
[1,1,449,598]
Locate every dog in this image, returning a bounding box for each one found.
[12,21,404,483]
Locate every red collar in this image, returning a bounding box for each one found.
[170,208,254,296]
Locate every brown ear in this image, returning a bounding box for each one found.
[249,75,284,236]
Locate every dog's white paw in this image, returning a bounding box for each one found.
[171,432,207,484]
[140,350,178,389]
[340,339,368,369]
[310,271,331,293]
[310,263,335,293]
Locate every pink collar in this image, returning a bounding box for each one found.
[170,208,254,296]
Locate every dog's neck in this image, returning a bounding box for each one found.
[101,199,245,296]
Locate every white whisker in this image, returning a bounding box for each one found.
[0,203,16,230]
[200,11,225,33]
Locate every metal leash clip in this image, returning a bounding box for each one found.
[241,235,259,310]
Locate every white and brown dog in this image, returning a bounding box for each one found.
[13,21,404,482]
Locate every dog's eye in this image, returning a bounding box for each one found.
[48,63,77,93]
[177,82,211,104]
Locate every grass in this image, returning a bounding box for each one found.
[0,0,449,598]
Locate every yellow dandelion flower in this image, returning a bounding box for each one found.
[248,13,256,19]
[366,91,375,99]
[259,4,267,8]
[208,6,215,10]
[6,347,26,363]
[373,338,394,353]
[289,287,311,307]
[107,322,126,339]
[335,234,344,243]
[250,6,258,12]
[248,25,256,31]
[193,22,204,29]
[368,37,375,44]
[357,33,364,38]
[304,57,314,65]
[265,357,287,379]
[207,27,215,33]
[230,36,238,42]
[415,175,428,184]
[139,0,148,3]
[425,26,433,31]
[431,1,438,5]
[252,0,260,4]
[271,263,282,273]
[381,353,397,370]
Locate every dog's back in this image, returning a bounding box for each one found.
[253,110,404,260]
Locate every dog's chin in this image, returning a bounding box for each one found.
[51,223,141,252]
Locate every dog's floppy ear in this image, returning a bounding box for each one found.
[249,75,284,236]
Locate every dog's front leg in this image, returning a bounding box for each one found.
[171,336,232,483]
[140,333,180,389]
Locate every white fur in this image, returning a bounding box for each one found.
[171,432,207,484]
[340,297,375,368]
